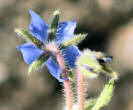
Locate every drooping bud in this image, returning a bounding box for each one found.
[28,53,49,74]
[60,34,87,48]
[15,28,44,49]
[77,49,118,79]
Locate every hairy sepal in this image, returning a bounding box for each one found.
[28,54,49,74]
[60,34,87,48]
[76,49,102,78]
[47,9,60,41]
[15,28,44,49]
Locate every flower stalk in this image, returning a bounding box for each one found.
[77,69,84,110]
[57,52,73,110]
[46,44,73,110]
[64,80,73,110]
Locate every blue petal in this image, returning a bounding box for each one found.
[45,58,65,82]
[56,20,77,43]
[29,10,49,43]
[62,45,81,68]
[17,43,43,64]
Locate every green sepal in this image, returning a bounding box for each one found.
[47,9,60,41]
[94,51,118,79]
[67,69,75,81]
[51,9,60,29]
[91,79,115,110]
[76,49,102,78]
[78,67,98,78]
[28,54,49,74]
[15,28,44,49]
[84,99,96,110]
[60,34,87,48]
[101,63,118,79]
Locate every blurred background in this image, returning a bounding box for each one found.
[0,0,133,110]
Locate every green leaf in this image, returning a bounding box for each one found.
[47,9,60,41]
[60,34,87,48]
[15,28,44,49]
[91,79,115,110]
[28,54,49,74]
[84,99,96,110]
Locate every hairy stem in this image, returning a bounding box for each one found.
[56,47,73,110]
[46,44,73,110]
[77,69,84,110]
[64,80,73,110]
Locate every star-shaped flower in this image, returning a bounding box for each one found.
[17,10,81,82]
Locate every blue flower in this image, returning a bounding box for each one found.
[17,10,80,82]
